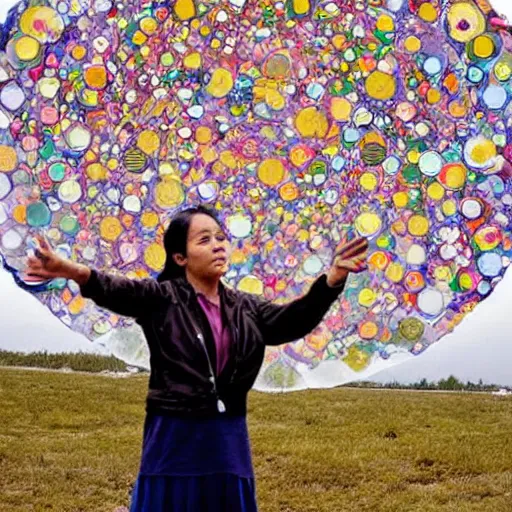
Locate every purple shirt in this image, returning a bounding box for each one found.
[197,294,231,375]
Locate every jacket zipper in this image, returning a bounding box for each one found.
[196,331,226,413]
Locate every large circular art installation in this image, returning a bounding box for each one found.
[1,0,512,390]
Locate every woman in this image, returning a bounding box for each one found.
[25,205,369,512]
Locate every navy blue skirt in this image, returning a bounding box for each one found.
[129,413,258,511]
[129,473,258,512]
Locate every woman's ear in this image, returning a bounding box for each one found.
[173,253,187,268]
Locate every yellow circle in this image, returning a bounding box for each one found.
[19,6,64,43]
[279,182,299,201]
[295,107,328,138]
[393,192,408,209]
[144,243,166,271]
[407,150,420,164]
[404,36,421,53]
[71,45,87,60]
[140,17,158,36]
[332,34,345,50]
[418,3,438,23]
[434,266,452,282]
[14,36,40,61]
[195,126,212,144]
[220,150,237,169]
[200,26,211,37]
[12,204,26,224]
[447,3,485,43]
[265,89,286,111]
[184,52,202,69]
[68,296,86,316]
[155,178,185,209]
[365,71,396,101]
[449,100,467,118]
[427,182,445,201]
[137,130,160,155]
[470,139,496,166]
[205,68,234,98]
[237,275,264,296]
[141,211,159,229]
[360,321,379,340]
[84,65,107,90]
[473,35,494,59]
[355,212,382,237]
[359,288,377,307]
[442,199,457,216]
[99,216,123,242]
[360,172,378,191]
[427,88,441,105]
[376,14,394,32]
[494,61,511,82]
[0,145,18,172]
[408,215,429,237]
[440,163,467,190]
[330,97,353,122]
[258,159,285,186]
[132,30,148,46]
[459,272,473,291]
[289,145,314,167]
[174,0,196,20]
[385,262,405,283]
[86,163,107,181]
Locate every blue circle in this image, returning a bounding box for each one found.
[477,252,502,278]
[343,128,360,144]
[423,56,442,75]
[483,85,508,110]
[477,280,491,296]
[331,156,346,172]
[383,156,401,175]
[467,66,484,84]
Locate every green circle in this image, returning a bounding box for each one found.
[399,318,425,342]
[26,202,52,227]
[59,215,79,235]
[124,148,147,173]
[160,52,174,67]
[49,162,66,182]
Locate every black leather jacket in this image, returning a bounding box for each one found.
[80,271,345,417]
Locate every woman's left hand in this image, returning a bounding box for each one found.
[326,237,369,287]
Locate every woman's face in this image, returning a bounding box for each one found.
[175,213,231,281]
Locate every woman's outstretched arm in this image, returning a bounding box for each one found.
[255,237,369,346]
[24,236,167,319]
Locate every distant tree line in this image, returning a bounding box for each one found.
[345,375,510,392]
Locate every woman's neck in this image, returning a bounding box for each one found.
[186,271,220,304]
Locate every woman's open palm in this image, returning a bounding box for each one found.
[24,237,65,281]
[327,236,369,286]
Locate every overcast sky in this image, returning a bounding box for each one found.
[1,0,512,386]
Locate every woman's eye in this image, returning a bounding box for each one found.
[199,237,210,244]
[216,234,227,242]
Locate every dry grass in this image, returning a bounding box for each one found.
[0,369,511,512]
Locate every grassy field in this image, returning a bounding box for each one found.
[0,369,511,512]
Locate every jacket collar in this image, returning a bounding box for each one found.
[172,276,236,308]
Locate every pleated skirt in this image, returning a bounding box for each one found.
[129,473,258,512]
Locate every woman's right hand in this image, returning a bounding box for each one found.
[24,236,91,285]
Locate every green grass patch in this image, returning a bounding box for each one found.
[0,369,511,511]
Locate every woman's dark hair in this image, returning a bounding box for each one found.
[157,205,223,282]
